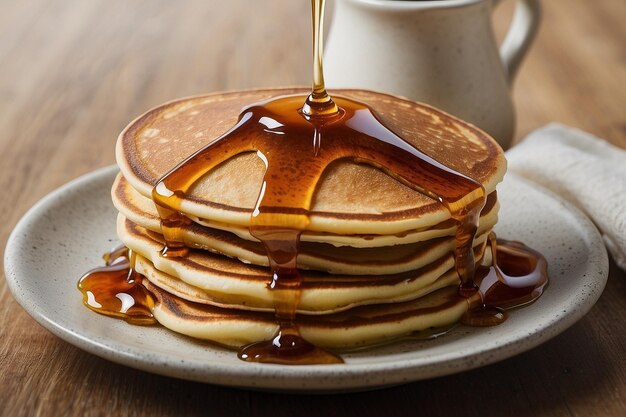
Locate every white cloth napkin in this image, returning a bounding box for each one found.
[505,123,626,271]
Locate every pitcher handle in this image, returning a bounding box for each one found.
[494,0,541,84]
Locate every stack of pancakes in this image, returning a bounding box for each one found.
[113,88,506,349]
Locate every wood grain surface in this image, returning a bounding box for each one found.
[1,0,625,416]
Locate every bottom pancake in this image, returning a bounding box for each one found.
[143,279,479,349]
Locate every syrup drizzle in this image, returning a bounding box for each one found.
[302,0,338,117]
[77,0,549,364]
[152,0,485,364]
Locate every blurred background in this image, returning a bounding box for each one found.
[1,0,623,186]
[1,0,623,182]
[1,1,625,416]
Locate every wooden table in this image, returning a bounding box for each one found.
[1,0,624,415]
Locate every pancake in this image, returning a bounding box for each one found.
[112,173,500,249]
[114,175,499,274]
[144,279,479,349]
[117,88,506,235]
[121,216,492,314]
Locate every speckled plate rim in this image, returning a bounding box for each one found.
[4,165,609,392]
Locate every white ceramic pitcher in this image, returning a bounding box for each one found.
[325,0,541,149]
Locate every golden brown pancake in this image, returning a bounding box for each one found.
[116,88,506,235]
[113,174,499,274]
[144,279,478,349]
[112,173,500,249]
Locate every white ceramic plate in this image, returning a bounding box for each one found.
[4,166,608,391]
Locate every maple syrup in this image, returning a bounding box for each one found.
[78,0,549,364]
[78,245,155,325]
[462,233,548,326]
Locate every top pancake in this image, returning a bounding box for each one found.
[117,88,506,234]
